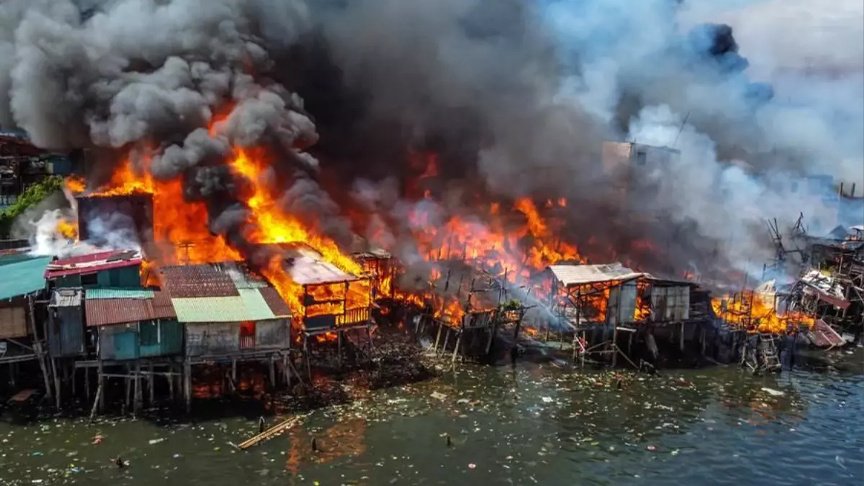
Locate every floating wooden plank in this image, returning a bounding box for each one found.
[238,415,305,450]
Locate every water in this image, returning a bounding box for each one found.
[1,352,862,485]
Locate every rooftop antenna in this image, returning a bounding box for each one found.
[670,111,691,148]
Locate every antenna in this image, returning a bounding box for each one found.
[671,111,691,148]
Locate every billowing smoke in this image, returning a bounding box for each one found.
[0,0,861,285]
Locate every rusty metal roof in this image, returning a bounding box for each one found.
[548,263,644,286]
[159,263,239,298]
[259,286,291,316]
[45,250,141,279]
[84,290,175,327]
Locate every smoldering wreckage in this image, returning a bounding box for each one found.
[0,0,862,436]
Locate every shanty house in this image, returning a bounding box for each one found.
[47,288,85,357]
[159,263,292,359]
[0,251,51,380]
[283,244,371,332]
[44,249,144,357]
[84,288,181,360]
[547,262,644,328]
[45,250,142,289]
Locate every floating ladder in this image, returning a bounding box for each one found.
[759,334,781,371]
[237,414,306,450]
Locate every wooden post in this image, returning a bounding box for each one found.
[71,364,76,398]
[679,322,685,352]
[337,331,343,368]
[366,326,375,364]
[303,335,312,384]
[441,328,451,356]
[27,294,53,400]
[580,331,586,368]
[269,355,276,389]
[231,358,237,384]
[89,382,103,421]
[133,362,142,413]
[433,322,444,353]
[148,364,155,405]
[451,331,462,367]
[611,329,618,368]
[168,365,175,402]
[51,358,61,410]
[183,359,192,413]
[97,361,104,411]
[84,365,91,402]
[283,353,290,386]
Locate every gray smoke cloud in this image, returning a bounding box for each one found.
[1,0,861,287]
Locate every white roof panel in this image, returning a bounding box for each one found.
[548,262,643,286]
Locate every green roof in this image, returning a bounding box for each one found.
[86,288,154,300]
[171,288,285,323]
[0,255,50,300]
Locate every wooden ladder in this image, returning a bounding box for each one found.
[759,334,781,370]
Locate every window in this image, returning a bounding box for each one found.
[81,273,98,286]
[635,151,647,166]
[239,321,256,350]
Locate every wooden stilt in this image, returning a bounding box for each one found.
[231,358,237,384]
[183,359,192,413]
[337,331,343,368]
[269,356,276,389]
[580,331,586,368]
[89,383,103,421]
[441,328,451,356]
[97,361,105,412]
[303,335,312,384]
[283,353,290,386]
[366,326,375,364]
[679,322,685,352]
[71,364,76,398]
[168,365,175,402]
[433,323,443,353]
[27,294,53,400]
[51,358,61,410]
[612,329,618,368]
[84,365,91,402]
[450,332,462,367]
[148,364,155,406]
[134,362,142,413]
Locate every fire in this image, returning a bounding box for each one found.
[56,218,77,240]
[64,176,86,195]
[712,291,815,334]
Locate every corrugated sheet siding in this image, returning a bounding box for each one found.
[256,319,289,348]
[48,306,84,357]
[87,288,154,299]
[99,324,140,360]
[139,320,183,357]
[96,266,141,288]
[651,286,690,321]
[607,281,638,326]
[185,323,240,357]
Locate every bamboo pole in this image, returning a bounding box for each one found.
[238,415,305,450]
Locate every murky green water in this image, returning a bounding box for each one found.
[1,352,862,485]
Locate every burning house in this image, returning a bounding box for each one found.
[158,262,292,411]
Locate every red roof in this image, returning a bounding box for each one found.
[85,291,175,327]
[45,250,141,279]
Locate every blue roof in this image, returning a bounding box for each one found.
[0,255,50,300]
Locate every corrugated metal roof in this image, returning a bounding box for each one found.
[0,255,50,300]
[45,250,141,279]
[85,291,175,327]
[86,288,155,299]
[50,288,83,307]
[548,263,643,286]
[171,288,288,323]
[259,287,291,316]
[160,263,239,297]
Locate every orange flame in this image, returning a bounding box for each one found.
[56,218,78,240]
[712,291,815,333]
